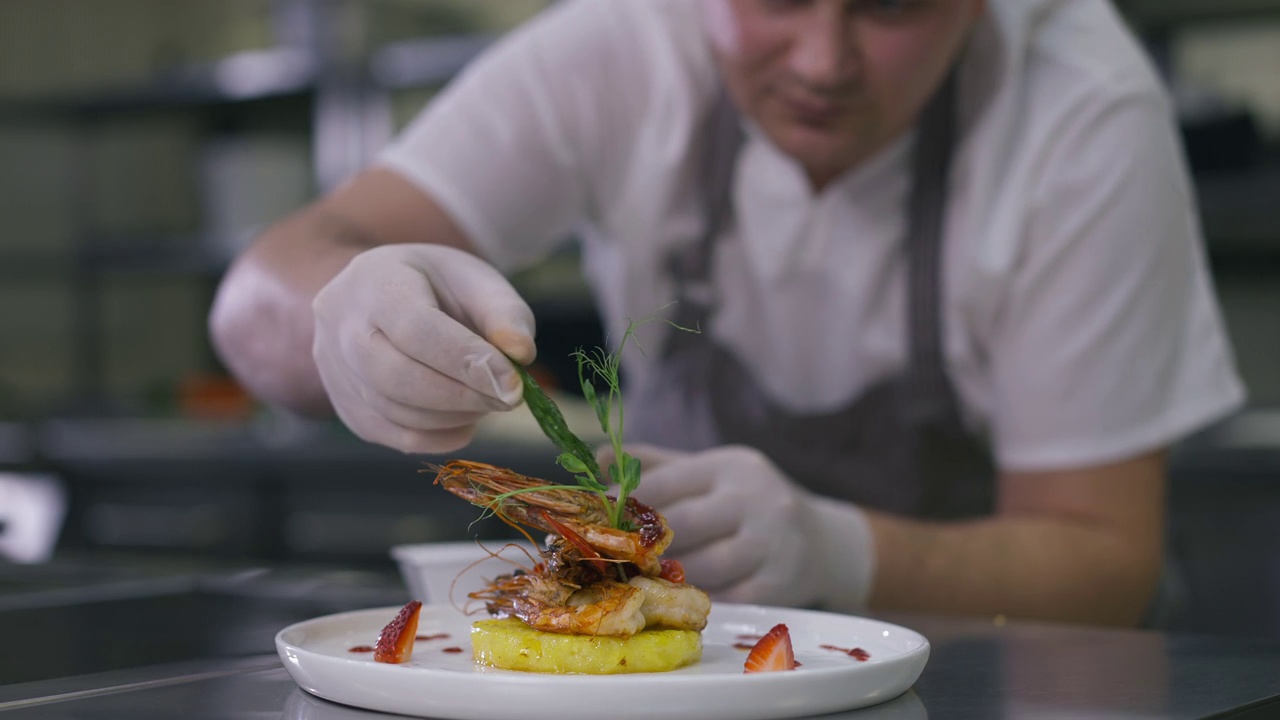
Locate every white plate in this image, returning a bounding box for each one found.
[276,603,930,720]
[280,685,930,720]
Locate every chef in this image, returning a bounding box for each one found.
[209,0,1244,624]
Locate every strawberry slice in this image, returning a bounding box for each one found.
[743,623,797,674]
[374,600,423,664]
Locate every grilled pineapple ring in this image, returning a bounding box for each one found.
[471,618,701,674]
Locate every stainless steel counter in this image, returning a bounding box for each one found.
[1,409,1277,717]
[2,606,1279,719]
[0,561,411,686]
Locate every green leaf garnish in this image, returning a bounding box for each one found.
[513,363,601,481]
[511,305,697,530]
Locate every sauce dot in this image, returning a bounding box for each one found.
[820,644,871,661]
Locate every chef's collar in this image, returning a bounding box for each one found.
[738,114,917,203]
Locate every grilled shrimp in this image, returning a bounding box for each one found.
[477,574,709,637]
[472,568,574,616]
[433,460,673,576]
[549,581,647,637]
[629,576,711,632]
[434,459,711,638]
[478,573,646,637]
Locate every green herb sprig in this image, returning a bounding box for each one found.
[513,364,603,490]
[512,308,696,530]
[570,321,642,530]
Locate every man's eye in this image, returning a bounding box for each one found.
[855,0,926,16]
[759,0,813,13]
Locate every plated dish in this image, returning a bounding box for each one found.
[276,602,930,720]
[425,459,711,674]
[277,335,928,718]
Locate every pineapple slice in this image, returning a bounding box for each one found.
[471,618,701,674]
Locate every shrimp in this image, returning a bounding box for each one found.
[472,568,574,617]
[476,571,646,637]
[628,576,711,632]
[433,460,673,576]
[544,582,647,637]
[434,460,711,638]
[476,572,709,637]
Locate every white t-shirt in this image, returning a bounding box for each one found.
[379,0,1245,472]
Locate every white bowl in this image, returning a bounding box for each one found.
[390,540,540,605]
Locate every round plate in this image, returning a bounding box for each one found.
[276,603,930,720]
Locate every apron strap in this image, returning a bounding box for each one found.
[699,90,746,276]
[901,71,962,428]
[666,89,745,312]
[634,71,992,517]
[668,73,964,430]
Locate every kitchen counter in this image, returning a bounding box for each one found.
[2,602,1279,719]
[0,560,410,686]
[1,409,1277,716]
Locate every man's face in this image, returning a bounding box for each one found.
[704,0,985,189]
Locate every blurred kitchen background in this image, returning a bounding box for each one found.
[0,0,1277,646]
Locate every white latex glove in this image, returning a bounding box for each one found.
[604,444,877,612]
[312,244,535,454]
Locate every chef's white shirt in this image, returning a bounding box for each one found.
[379,0,1246,472]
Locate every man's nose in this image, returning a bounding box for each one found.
[788,12,856,89]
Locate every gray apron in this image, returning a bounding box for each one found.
[627,74,996,520]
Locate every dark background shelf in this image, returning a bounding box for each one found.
[0,0,1277,650]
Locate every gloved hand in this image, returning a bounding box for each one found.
[603,444,877,612]
[312,243,535,454]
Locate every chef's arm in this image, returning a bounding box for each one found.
[209,168,479,415]
[864,451,1165,626]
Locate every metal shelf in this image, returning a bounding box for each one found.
[0,21,495,412]
[1197,165,1280,258]
[1119,0,1280,29]
[0,47,317,119]
[368,33,495,90]
[0,31,494,121]
[0,254,76,277]
[0,243,229,277]
[79,237,231,276]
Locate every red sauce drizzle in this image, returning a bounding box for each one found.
[820,644,870,661]
[442,646,465,653]
[348,645,375,653]
[626,497,666,548]
[658,558,685,584]
[416,633,450,641]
